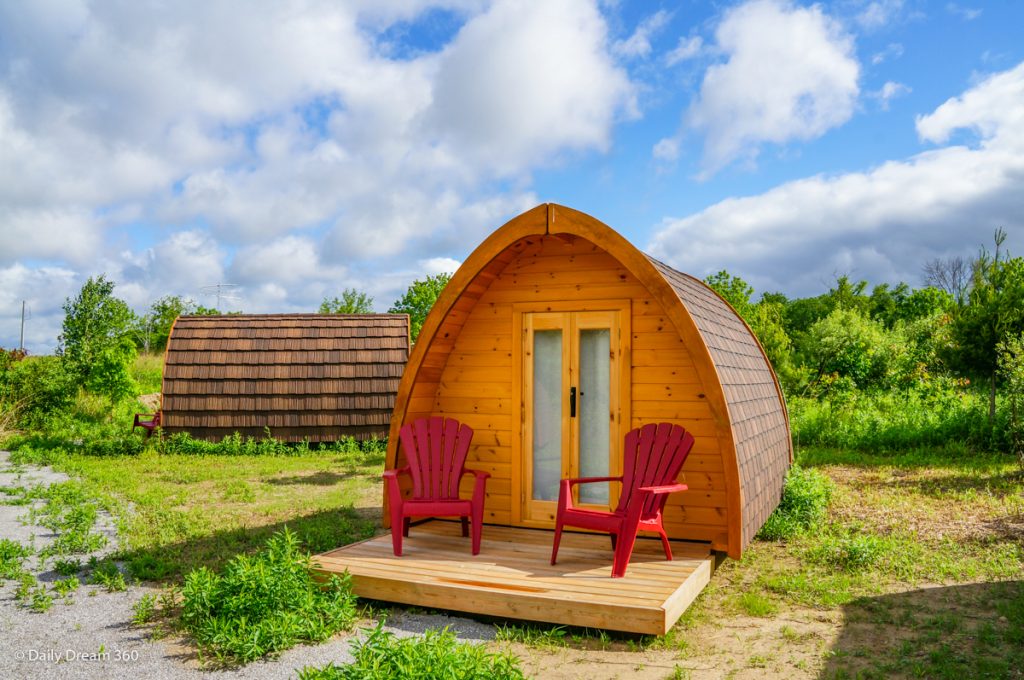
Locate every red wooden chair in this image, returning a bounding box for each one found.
[132,412,161,438]
[384,417,490,556]
[550,422,695,578]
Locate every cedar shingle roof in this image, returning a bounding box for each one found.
[647,257,792,550]
[162,314,409,442]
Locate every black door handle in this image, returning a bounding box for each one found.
[569,387,577,418]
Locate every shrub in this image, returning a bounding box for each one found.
[298,623,525,680]
[132,593,158,625]
[757,465,832,540]
[0,354,75,430]
[180,528,357,665]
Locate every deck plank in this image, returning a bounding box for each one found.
[313,521,714,634]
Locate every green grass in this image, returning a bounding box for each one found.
[131,353,164,394]
[299,623,525,679]
[9,446,382,581]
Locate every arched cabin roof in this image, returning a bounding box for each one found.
[387,204,791,557]
[163,314,409,443]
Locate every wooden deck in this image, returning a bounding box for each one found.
[313,521,715,635]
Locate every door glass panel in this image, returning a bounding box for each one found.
[578,328,610,505]
[532,330,562,501]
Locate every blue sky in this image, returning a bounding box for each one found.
[1,0,1022,354]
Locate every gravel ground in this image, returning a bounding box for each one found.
[0,451,497,680]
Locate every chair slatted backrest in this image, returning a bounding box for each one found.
[615,423,695,518]
[399,417,474,500]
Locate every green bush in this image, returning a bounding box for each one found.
[0,354,75,431]
[757,465,832,541]
[180,528,357,665]
[298,623,525,680]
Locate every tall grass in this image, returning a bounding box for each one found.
[789,386,1005,453]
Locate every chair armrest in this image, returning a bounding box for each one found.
[637,483,688,495]
[464,468,491,480]
[382,466,410,479]
[565,475,622,487]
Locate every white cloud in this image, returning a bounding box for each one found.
[687,0,860,177]
[425,0,635,174]
[946,3,982,21]
[870,81,911,109]
[871,42,904,65]
[665,36,703,66]
[652,136,681,162]
[419,257,462,276]
[856,0,904,30]
[0,0,631,350]
[650,62,1024,296]
[613,9,671,58]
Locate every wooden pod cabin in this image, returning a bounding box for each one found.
[386,204,790,558]
[162,314,409,443]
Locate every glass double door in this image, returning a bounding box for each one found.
[522,310,623,525]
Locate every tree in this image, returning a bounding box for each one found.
[136,295,196,352]
[923,255,971,306]
[705,270,755,318]
[58,275,137,400]
[944,229,1024,422]
[389,273,452,342]
[319,289,374,314]
[705,271,795,387]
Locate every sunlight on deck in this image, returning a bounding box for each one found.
[313,520,715,634]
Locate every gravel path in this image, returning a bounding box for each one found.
[0,451,496,680]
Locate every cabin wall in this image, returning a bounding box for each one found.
[404,235,731,550]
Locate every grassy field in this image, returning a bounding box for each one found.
[7,440,1021,678]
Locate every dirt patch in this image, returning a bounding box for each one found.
[137,393,161,412]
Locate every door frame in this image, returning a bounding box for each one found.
[511,299,632,529]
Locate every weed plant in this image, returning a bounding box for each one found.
[757,465,832,540]
[0,538,33,579]
[180,528,357,665]
[52,576,80,599]
[298,623,525,680]
[89,559,128,592]
[132,594,157,625]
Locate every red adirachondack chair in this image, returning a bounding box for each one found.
[132,412,161,438]
[383,417,490,556]
[550,422,695,578]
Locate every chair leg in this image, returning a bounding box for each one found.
[390,515,405,557]
[611,529,638,578]
[461,516,469,537]
[470,511,483,556]
[610,534,617,552]
[659,528,673,561]
[402,517,411,537]
[550,520,564,565]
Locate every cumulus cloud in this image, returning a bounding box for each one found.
[0,0,630,351]
[665,36,703,66]
[856,0,905,30]
[613,10,671,58]
[687,0,860,177]
[870,81,911,109]
[649,62,1024,296]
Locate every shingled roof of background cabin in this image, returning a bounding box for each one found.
[162,314,409,443]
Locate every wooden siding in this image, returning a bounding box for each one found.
[386,203,790,559]
[163,314,409,442]
[418,236,732,550]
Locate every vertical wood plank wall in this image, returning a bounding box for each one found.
[403,235,730,551]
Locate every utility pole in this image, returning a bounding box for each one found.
[19,300,25,352]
